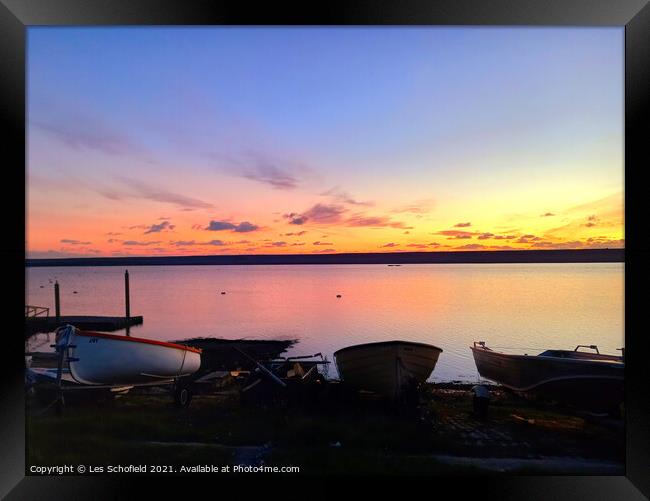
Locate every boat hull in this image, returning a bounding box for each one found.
[334,341,442,399]
[471,346,624,411]
[66,330,202,385]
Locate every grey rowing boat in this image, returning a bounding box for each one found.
[334,340,443,400]
[471,341,624,411]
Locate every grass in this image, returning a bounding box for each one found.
[25,384,624,474]
[27,395,236,466]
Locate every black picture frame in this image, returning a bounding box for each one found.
[1,0,648,498]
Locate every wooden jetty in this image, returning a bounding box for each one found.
[25,270,142,337]
[25,315,143,337]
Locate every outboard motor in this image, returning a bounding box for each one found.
[54,324,75,349]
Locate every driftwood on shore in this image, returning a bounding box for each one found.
[173,337,298,373]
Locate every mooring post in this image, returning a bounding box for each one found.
[54,281,61,322]
[125,270,131,336]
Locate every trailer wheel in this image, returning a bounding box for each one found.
[173,386,192,408]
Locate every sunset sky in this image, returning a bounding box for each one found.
[27,27,624,258]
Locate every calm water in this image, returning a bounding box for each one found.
[25,263,624,382]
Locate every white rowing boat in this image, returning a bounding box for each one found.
[334,340,443,399]
[54,324,202,385]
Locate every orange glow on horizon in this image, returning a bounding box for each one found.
[26,188,624,258]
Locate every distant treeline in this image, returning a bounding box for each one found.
[25,249,624,267]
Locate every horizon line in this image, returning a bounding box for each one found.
[25,248,624,267]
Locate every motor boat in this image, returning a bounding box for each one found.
[470,341,624,411]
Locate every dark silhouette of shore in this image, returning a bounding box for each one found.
[25,248,623,267]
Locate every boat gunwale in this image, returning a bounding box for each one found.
[334,340,443,357]
[75,330,203,354]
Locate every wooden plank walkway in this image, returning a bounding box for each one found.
[25,315,143,336]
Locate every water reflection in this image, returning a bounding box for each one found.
[25,263,624,381]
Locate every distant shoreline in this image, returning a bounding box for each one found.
[25,248,624,267]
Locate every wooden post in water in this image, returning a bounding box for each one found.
[54,281,61,322]
[125,270,130,336]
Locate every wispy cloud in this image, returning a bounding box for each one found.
[345,214,413,229]
[170,239,226,246]
[454,222,471,228]
[60,239,92,245]
[206,220,260,233]
[242,163,298,189]
[98,176,215,210]
[285,205,413,229]
[211,150,304,190]
[123,177,214,209]
[233,222,259,233]
[391,199,435,214]
[566,193,623,215]
[29,249,102,259]
[455,243,517,251]
[171,240,198,246]
[122,240,162,246]
[144,220,176,234]
[283,212,308,225]
[312,241,333,246]
[32,115,142,156]
[515,234,542,243]
[456,244,486,250]
[531,237,624,250]
[206,221,235,231]
[320,187,373,206]
[436,230,474,239]
[532,240,584,249]
[585,237,625,248]
[284,204,347,226]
